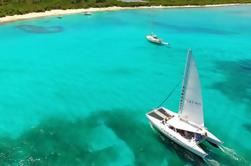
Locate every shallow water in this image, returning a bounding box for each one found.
[0,4,251,165]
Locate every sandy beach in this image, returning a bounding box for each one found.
[0,4,246,24]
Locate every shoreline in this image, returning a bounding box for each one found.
[0,4,249,24]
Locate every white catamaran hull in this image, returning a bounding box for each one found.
[146,111,208,159]
[146,51,223,159]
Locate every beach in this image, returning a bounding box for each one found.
[0,4,244,24]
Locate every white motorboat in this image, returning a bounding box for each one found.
[146,49,223,159]
[146,34,163,44]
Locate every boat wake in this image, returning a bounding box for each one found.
[149,123,158,134]
[203,145,248,166]
[203,158,220,166]
[162,42,169,46]
[219,145,246,162]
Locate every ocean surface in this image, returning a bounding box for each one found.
[0,4,251,165]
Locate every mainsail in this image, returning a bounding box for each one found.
[179,50,204,127]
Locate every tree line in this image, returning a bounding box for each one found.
[1,0,251,17]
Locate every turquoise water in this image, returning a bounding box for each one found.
[0,5,251,165]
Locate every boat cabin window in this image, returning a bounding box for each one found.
[176,129,194,139]
[169,126,175,131]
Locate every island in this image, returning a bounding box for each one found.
[0,0,251,19]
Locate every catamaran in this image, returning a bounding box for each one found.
[146,50,223,159]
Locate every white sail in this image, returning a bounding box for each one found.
[179,49,204,127]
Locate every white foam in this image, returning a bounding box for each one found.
[219,145,248,164]
[203,158,221,166]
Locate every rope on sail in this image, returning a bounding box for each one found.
[157,81,181,108]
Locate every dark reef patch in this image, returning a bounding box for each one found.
[243,124,251,133]
[153,21,236,35]
[210,59,251,104]
[16,25,63,33]
[0,110,211,166]
[0,117,118,166]
[239,60,251,71]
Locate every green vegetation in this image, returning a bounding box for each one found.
[0,0,251,17]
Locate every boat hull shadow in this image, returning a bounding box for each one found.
[151,124,205,165]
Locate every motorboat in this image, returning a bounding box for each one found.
[146,49,223,159]
[146,34,163,44]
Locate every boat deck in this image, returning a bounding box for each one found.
[147,108,173,121]
[158,108,172,118]
[148,111,164,121]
